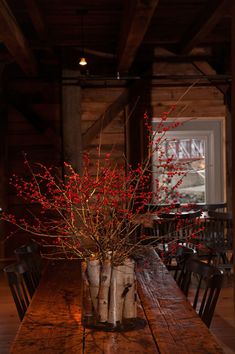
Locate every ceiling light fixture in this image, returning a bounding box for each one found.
[79,57,87,66]
[79,11,87,66]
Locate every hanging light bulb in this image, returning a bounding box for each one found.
[79,57,87,66]
[79,11,87,67]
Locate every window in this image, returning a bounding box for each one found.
[162,137,206,203]
[152,119,225,204]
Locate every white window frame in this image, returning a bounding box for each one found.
[152,118,225,204]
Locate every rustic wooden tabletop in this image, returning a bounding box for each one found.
[10,250,224,354]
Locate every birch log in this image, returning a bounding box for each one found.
[81,262,93,318]
[98,259,112,322]
[123,258,137,318]
[108,264,125,325]
[87,258,100,313]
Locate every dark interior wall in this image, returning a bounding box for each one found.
[2,79,127,257]
[0,64,8,259]
[3,76,62,256]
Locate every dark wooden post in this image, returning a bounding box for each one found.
[62,69,82,172]
[0,64,8,259]
[231,1,235,307]
[126,77,153,168]
[224,92,232,211]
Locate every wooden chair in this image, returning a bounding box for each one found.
[14,241,42,288]
[178,257,223,327]
[3,262,34,320]
[190,202,227,212]
[137,203,181,245]
[154,210,201,261]
[166,245,195,282]
[196,211,233,272]
[142,203,180,213]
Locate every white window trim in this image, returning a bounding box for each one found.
[152,118,225,204]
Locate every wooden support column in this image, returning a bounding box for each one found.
[224,93,232,211]
[231,1,235,307]
[0,64,7,258]
[126,75,153,168]
[62,70,82,172]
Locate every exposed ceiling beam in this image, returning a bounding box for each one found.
[153,46,213,62]
[76,47,116,59]
[82,89,130,149]
[179,0,232,55]
[0,0,37,76]
[7,91,60,149]
[24,0,48,40]
[24,0,59,63]
[193,61,229,94]
[117,0,159,73]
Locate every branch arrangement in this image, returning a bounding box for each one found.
[1,112,203,265]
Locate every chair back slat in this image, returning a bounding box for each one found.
[192,203,227,212]
[178,258,223,327]
[14,241,42,288]
[4,262,32,321]
[155,210,201,261]
[199,211,233,269]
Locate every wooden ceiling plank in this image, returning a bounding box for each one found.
[180,0,232,55]
[117,0,159,73]
[0,0,37,76]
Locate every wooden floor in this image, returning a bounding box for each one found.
[0,264,234,354]
[0,268,20,354]
[210,280,235,354]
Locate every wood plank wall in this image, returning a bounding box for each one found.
[81,87,126,173]
[152,62,225,118]
[152,86,225,118]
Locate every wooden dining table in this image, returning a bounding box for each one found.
[10,249,224,354]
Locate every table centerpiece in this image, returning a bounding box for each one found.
[1,111,202,331]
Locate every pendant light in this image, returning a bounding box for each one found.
[79,12,87,66]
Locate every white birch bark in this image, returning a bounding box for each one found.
[87,258,100,313]
[123,258,137,318]
[81,262,93,318]
[98,259,112,322]
[84,257,136,326]
[108,264,125,326]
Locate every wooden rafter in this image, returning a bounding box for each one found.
[0,0,37,76]
[24,0,59,63]
[82,88,130,149]
[193,61,229,94]
[117,0,159,73]
[82,80,144,149]
[7,91,60,149]
[24,0,47,40]
[179,0,232,54]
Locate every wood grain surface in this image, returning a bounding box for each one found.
[10,252,224,353]
[10,261,83,354]
[137,249,224,354]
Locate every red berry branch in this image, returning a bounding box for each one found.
[1,111,203,265]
